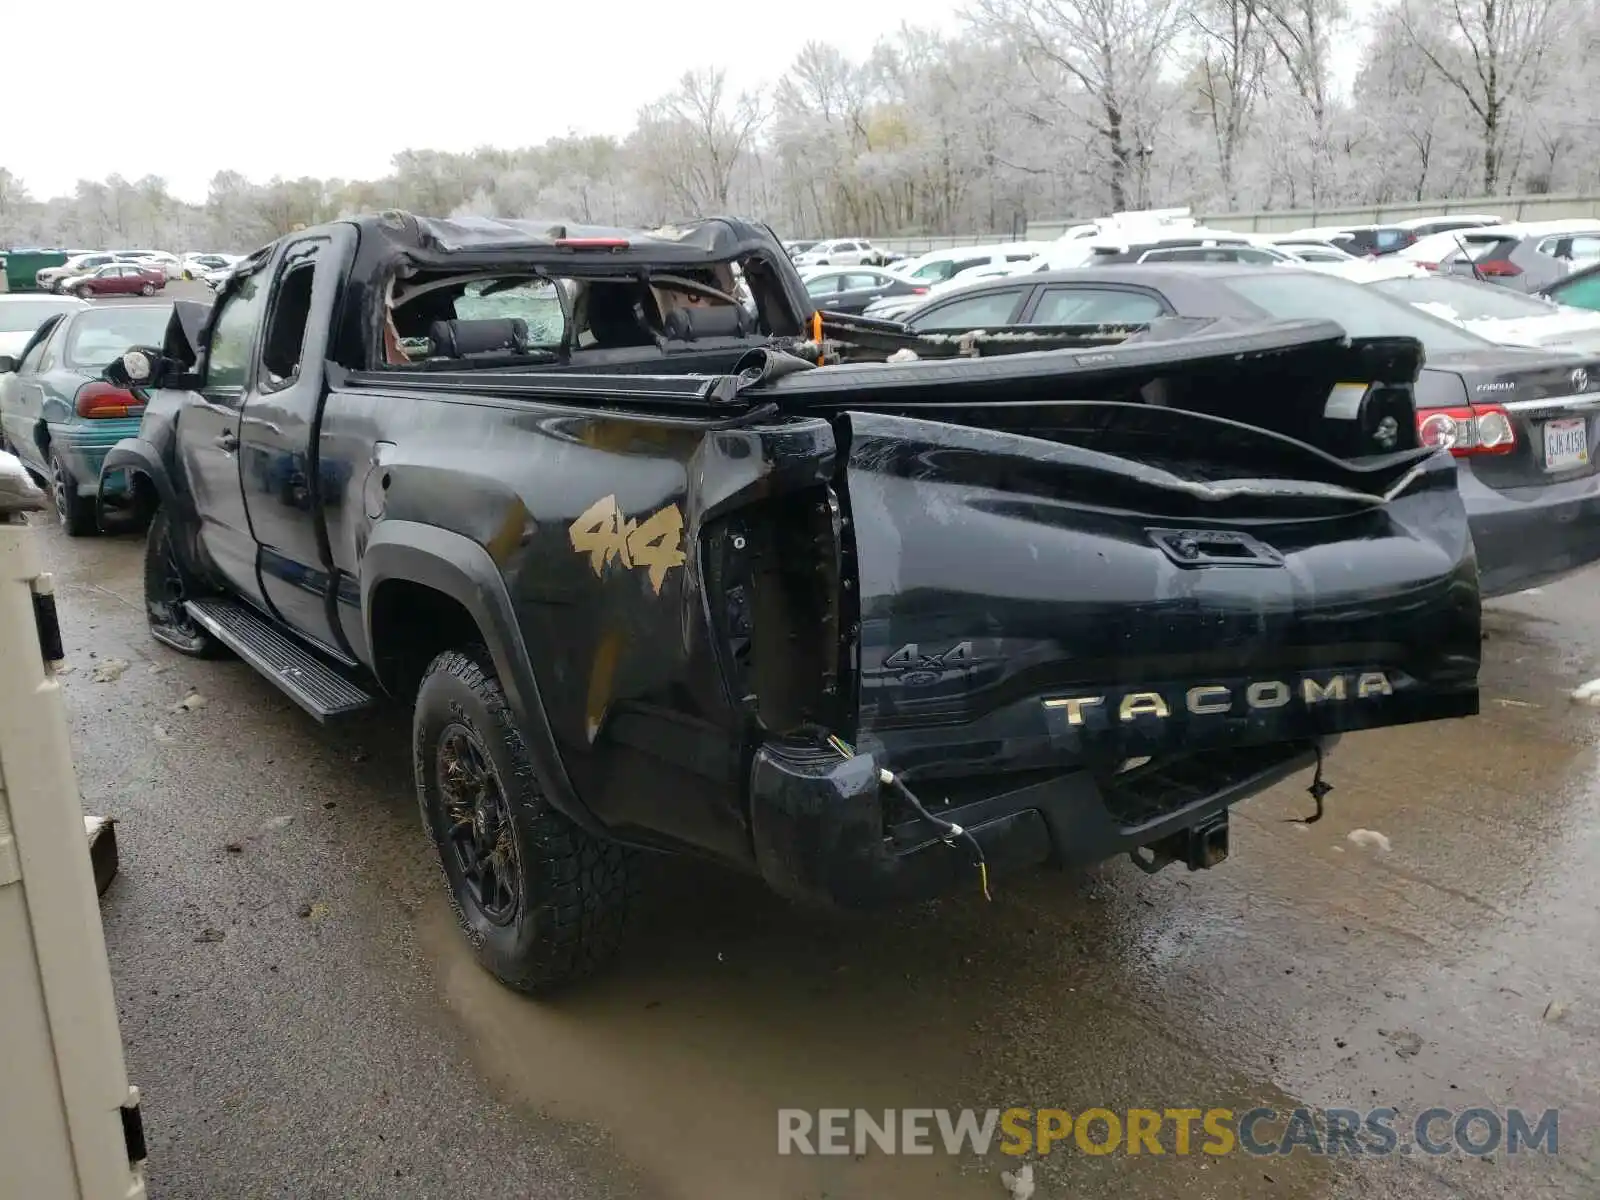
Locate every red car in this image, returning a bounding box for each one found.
[59,262,165,298]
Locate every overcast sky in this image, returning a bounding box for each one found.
[14,0,1369,205]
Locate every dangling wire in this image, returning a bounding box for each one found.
[1286,743,1333,825]
[826,733,991,900]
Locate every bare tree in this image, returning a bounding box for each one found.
[6,16,1600,249]
[1394,0,1580,193]
[965,0,1184,210]
[1187,0,1269,206]
[1250,0,1346,204]
[635,68,764,212]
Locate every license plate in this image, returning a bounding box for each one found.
[1544,418,1588,471]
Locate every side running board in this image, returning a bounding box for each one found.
[183,598,374,721]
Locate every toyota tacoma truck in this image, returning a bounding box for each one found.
[97,212,1481,992]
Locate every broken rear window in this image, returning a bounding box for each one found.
[382,258,765,367]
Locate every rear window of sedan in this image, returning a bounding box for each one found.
[0,298,81,333]
[1220,273,1490,355]
[63,306,173,368]
[1370,276,1560,321]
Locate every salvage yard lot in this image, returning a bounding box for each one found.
[40,515,1600,1199]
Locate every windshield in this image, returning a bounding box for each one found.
[63,306,172,369]
[0,298,80,334]
[1370,276,1560,322]
[1222,272,1492,354]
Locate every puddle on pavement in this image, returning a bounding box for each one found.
[416,621,1600,1199]
[421,863,1351,1200]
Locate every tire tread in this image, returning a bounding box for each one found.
[416,647,631,993]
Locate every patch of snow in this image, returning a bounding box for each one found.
[1001,1164,1035,1200]
[1347,828,1392,853]
[1570,678,1600,704]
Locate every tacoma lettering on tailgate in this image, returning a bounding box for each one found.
[1044,672,1394,724]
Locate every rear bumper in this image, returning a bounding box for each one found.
[49,420,142,495]
[1459,465,1600,597]
[747,737,1332,909]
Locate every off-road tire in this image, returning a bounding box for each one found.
[49,451,99,536]
[415,648,632,993]
[143,507,227,657]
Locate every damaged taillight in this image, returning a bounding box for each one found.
[706,488,845,734]
[74,382,142,419]
[1417,405,1516,456]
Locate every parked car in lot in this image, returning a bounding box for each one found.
[201,261,239,290]
[0,303,173,534]
[894,264,1600,597]
[894,243,1045,287]
[1031,229,1290,272]
[1325,225,1418,257]
[1394,230,1485,271]
[1265,238,1360,263]
[1439,222,1600,292]
[1394,213,1503,238]
[1306,259,1600,354]
[57,262,164,298]
[802,266,927,314]
[791,238,891,267]
[36,253,119,292]
[0,295,88,361]
[124,251,181,279]
[180,253,240,280]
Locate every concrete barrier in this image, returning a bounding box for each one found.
[1023,193,1600,239]
[869,193,1600,247]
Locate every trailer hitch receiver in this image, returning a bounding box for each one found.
[1129,811,1231,874]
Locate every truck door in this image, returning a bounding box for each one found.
[236,234,349,656]
[177,260,269,604]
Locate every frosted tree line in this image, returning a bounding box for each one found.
[2,0,1597,252]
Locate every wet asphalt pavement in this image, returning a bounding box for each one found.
[31,502,1600,1199]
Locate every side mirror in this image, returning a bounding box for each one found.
[0,356,15,374]
[103,346,184,391]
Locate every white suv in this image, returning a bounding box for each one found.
[793,239,888,267]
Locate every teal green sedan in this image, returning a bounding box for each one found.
[0,304,173,535]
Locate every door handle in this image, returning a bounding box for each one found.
[215,431,238,452]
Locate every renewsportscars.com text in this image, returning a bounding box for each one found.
[777,1106,1560,1158]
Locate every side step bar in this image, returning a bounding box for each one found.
[183,598,374,722]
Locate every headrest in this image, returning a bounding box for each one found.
[662,304,751,342]
[585,284,654,347]
[428,317,529,358]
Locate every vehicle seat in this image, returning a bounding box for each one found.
[428,318,529,358]
[585,284,656,348]
[661,304,751,342]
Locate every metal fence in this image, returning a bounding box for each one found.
[879,192,1600,248]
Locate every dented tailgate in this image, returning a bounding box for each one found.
[840,409,1481,782]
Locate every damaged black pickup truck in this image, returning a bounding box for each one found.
[99,212,1481,991]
